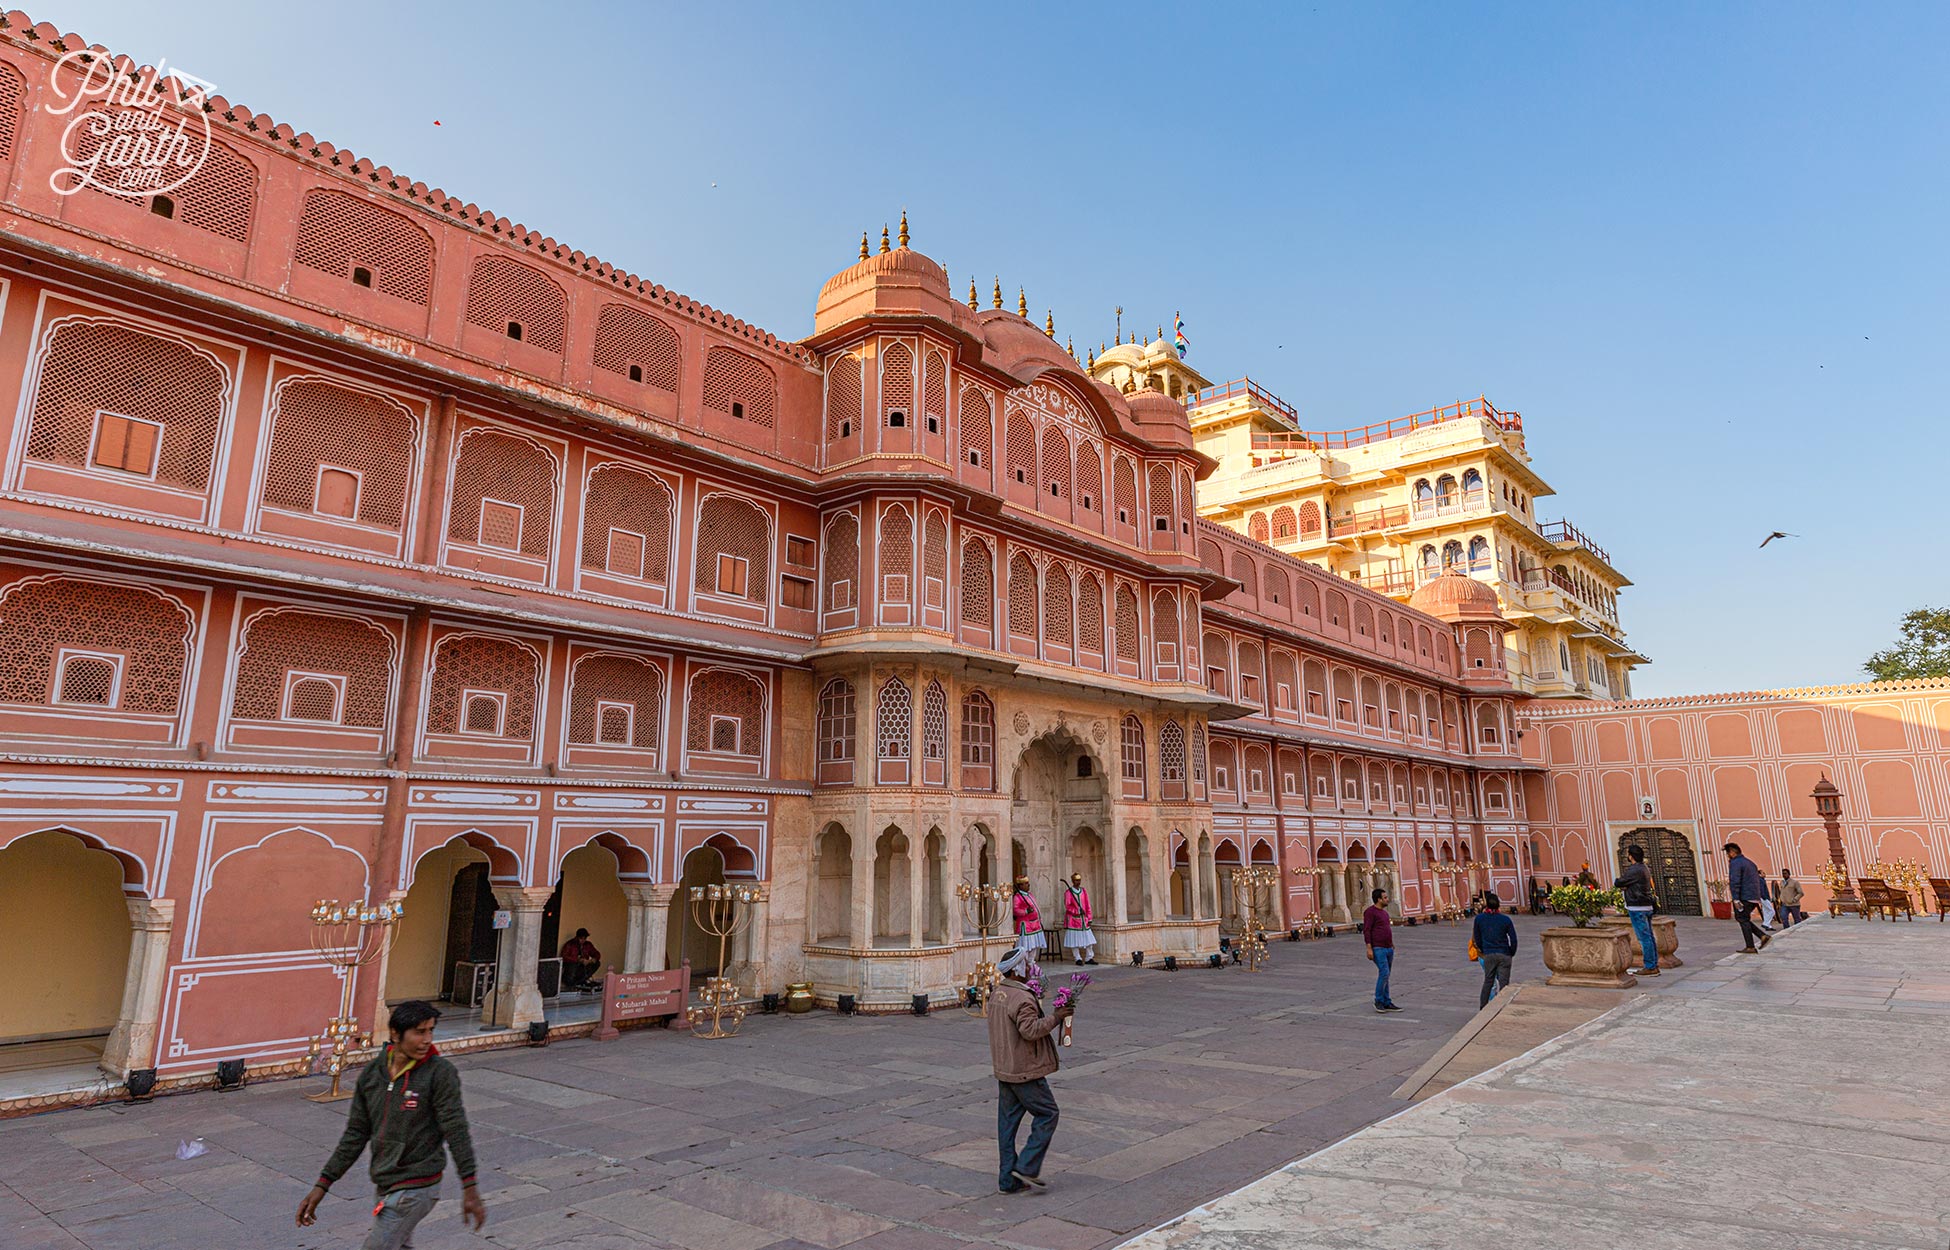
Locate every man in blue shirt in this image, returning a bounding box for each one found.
[1470,891,1518,1008]
[1723,842,1772,952]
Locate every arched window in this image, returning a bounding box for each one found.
[1076,444,1103,512]
[1413,478,1433,502]
[1008,553,1038,643]
[293,189,435,304]
[1442,540,1464,568]
[1435,473,1458,502]
[427,634,540,741]
[827,352,863,441]
[26,317,231,497]
[1160,720,1187,800]
[816,678,855,782]
[1076,572,1104,656]
[1248,512,1269,542]
[447,428,558,559]
[823,511,859,612]
[921,680,947,766]
[260,377,417,534]
[960,385,992,468]
[701,347,776,428]
[695,493,770,603]
[878,503,914,605]
[1420,545,1439,575]
[580,463,672,584]
[567,653,664,750]
[1467,536,1490,570]
[686,669,765,759]
[880,341,915,424]
[1191,723,1208,792]
[960,691,995,789]
[1462,468,1484,496]
[876,679,912,780]
[464,255,567,352]
[229,608,392,729]
[1271,506,1296,540]
[960,537,993,628]
[1147,463,1174,534]
[1114,585,1141,665]
[1120,715,1147,799]
[1151,588,1180,667]
[1041,426,1072,501]
[922,510,949,611]
[1043,561,1073,652]
[1113,457,1137,528]
[1006,411,1036,486]
[593,304,682,394]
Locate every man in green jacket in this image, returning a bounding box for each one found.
[297,1001,486,1248]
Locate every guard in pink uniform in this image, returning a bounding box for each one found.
[1011,876,1046,956]
[1061,873,1097,965]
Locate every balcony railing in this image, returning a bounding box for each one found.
[1328,503,1410,537]
[1354,558,1493,595]
[1408,488,1489,522]
[1203,386,1522,455]
[1523,568,1618,628]
[1540,519,1610,565]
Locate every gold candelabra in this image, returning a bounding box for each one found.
[956,881,1011,1015]
[685,882,767,1039]
[304,897,403,1102]
[1229,866,1278,971]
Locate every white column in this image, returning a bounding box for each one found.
[101,897,175,1076]
[491,886,553,1028]
[1108,834,1128,931]
[622,883,679,973]
[908,844,925,948]
[852,847,875,949]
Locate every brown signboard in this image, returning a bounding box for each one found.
[594,962,691,1040]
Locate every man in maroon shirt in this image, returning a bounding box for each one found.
[1362,888,1401,1012]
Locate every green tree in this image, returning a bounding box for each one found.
[1864,607,1950,681]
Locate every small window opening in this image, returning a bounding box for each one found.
[889,410,906,428]
[506,321,523,341]
[628,363,643,383]
[1081,494,1093,510]
[841,420,852,438]
[1155,516,1169,531]
[926,415,938,434]
[969,450,982,466]
[1077,757,1093,777]
[149,195,174,219]
[1015,468,1027,483]
[732,401,745,420]
[350,266,373,288]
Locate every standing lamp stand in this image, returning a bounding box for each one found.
[304,898,403,1103]
[956,882,1010,1015]
[686,883,767,1039]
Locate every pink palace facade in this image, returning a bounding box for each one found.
[0,14,1943,1098]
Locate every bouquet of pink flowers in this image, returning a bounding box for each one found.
[1051,972,1090,1046]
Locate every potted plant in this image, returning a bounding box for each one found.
[1706,878,1731,920]
[1539,884,1636,988]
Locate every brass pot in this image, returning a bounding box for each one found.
[783,982,816,1014]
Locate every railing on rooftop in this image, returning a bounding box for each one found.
[1353,558,1493,595]
[1523,568,1619,630]
[1328,503,1410,537]
[1190,381,1523,454]
[1540,519,1610,565]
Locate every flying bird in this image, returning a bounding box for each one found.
[1759,532,1797,548]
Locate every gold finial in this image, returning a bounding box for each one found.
[1122,373,1136,394]
[1017,287,1028,317]
[1156,325,1163,341]
[1044,310,1055,337]
[1087,347,1096,368]
[880,225,891,254]
[898,209,909,249]
[993,277,1003,309]
[1099,342,1106,356]
[968,278,979,309]
[859,232,869,261]
[1066,335,1074,357]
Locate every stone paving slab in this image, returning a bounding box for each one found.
[0,917,1751,1250]
[1122,917,1950,1249]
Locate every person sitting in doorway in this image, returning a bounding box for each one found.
[559,928,601,990]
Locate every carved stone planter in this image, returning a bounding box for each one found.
[1540,925,1635,988]
[1598,914,1685,968]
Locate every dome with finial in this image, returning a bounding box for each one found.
[1407,572,1503,620]
[813,217,953,332]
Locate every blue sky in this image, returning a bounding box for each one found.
[69,1,1948,696]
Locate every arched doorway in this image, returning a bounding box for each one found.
[540,843,629,990]
[1214,839,1243,929]
[388,837,503,1007]
[0,830,134,1075]
[669,845,725,973]
[1168,835,1191,918]
[1010,728,1109,919]
[872,827,913,947]
[1618,827,1704,917]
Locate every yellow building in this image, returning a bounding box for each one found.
[1097,366,1644,699]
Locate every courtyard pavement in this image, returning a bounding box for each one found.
[1125,915,1950,1249]
[0,916,1751,1250]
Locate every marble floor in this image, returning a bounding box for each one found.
[1122,915,1950,1249]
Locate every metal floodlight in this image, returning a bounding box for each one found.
[1218,936,1231,952]
[761,993,780,1015]
[1163,955,1179,972]
[215,1059,247,1091]
[525,1021,550,1046]
[1209,953,1224,969]
[1288,928,1301,941]
[837,994,857,1015]
[965,985,982,1008]
[1130,950,1145,967]
[911,993,930,1016]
